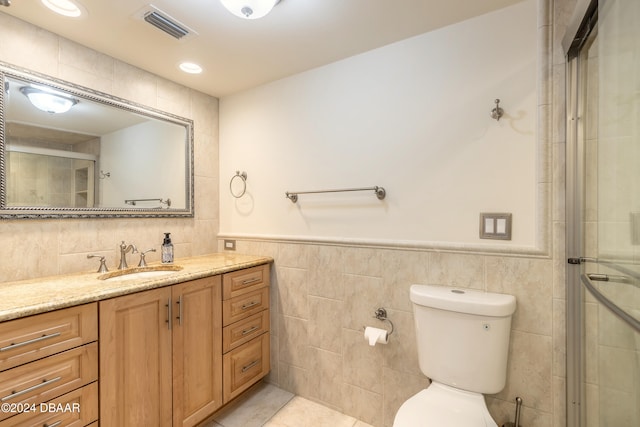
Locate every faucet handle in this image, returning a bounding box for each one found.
[87,254,109,273]
[138,249,157,267]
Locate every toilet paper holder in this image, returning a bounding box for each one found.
[367,307,394,336]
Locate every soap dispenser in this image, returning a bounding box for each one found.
[162,232,174,264]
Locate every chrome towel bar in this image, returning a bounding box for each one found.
[285,186,386,203]
[124,198,171,207]
[581,273,640,333]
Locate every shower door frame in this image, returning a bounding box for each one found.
[565,54,584,427]
[564,1,597,426]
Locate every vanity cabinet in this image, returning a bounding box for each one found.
[99,275,222,427]
[0,303,98,426]
[222,264,270,403]
[0,257,271,427]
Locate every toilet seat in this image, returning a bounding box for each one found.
[393,382,497,427]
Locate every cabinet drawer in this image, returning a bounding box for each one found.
[0,343,98,422]
[222,288,269,327]
[223,333,269,403]
[0,381,98,427]
[223,310,269,353]
[222,264,270,300]
[0,303,97,372]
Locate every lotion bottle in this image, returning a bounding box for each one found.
[162,232,174,263]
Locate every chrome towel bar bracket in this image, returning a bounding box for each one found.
[285,186,386,203]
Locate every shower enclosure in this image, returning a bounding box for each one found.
[565,0,640,426]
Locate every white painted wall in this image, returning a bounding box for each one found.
[100,120,187,209]
[220,0,537,248]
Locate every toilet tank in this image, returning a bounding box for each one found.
[410,284,516,394]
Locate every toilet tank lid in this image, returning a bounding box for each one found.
[410,284,516,317]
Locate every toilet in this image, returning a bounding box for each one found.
[393,284,516,427]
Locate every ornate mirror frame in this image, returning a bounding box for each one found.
[0,62,194,219]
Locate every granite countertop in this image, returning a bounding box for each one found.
[0,253,273,323]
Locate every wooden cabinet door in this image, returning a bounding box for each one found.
[100,287,173,427]
[172,276,223,427]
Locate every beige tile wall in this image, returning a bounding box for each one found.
[6,151,74,206]
[0,13,220,281]
[219,240,562,427]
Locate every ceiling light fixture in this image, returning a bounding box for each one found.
[219,0,279,20]
[20,86,79,114]
[41,0,84,18]
[179,62,203,74]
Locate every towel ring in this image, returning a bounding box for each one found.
[230,171,247,198]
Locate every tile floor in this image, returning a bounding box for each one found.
[203,382,374,427]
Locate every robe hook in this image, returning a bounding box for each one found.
[491,98,504,121]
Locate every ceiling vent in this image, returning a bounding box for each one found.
[136,5,197,40]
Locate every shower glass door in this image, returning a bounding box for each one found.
[566,0,640,426]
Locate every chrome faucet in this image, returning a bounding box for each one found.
[138,248,156,267]
[87,254,109,273]
[118,241,138,270]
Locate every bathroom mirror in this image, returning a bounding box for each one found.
[0,62,194,219]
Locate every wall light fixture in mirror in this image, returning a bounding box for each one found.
[0,62,194,219]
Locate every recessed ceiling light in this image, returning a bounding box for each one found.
[41,0,85,18]
[179,62,203,74]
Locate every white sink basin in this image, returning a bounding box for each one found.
[98,265,183,281]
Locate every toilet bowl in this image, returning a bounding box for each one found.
[394,383,496,427]
[393,284,516,427]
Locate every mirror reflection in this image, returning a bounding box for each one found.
[1,66,193,218]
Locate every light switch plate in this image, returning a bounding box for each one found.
[224,239,236,250]
[480,213,512,240]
